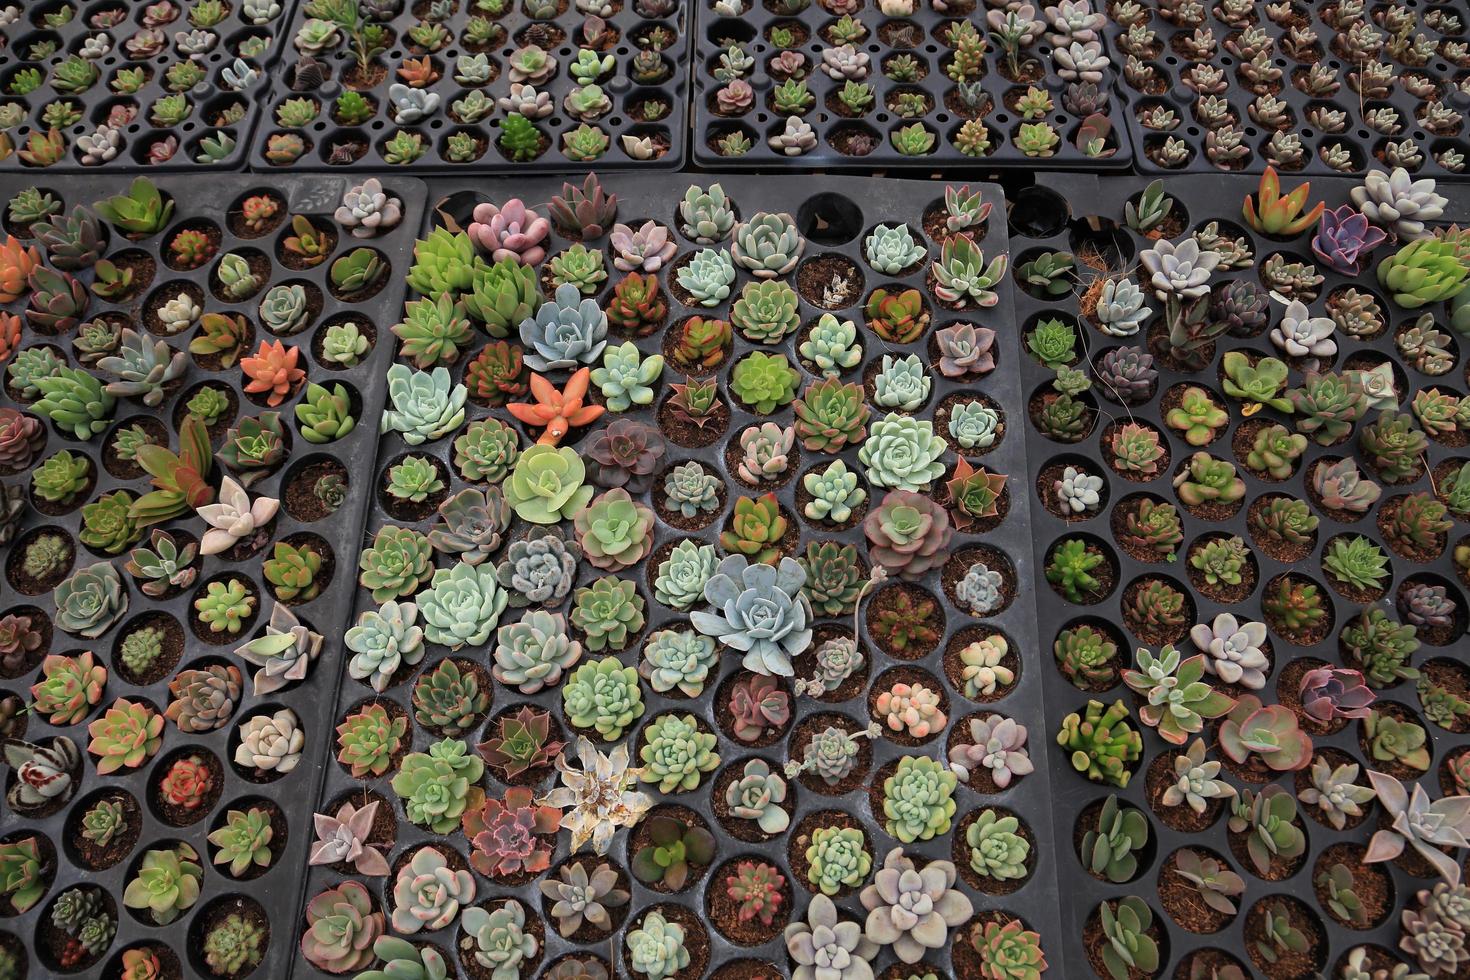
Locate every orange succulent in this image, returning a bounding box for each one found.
[0,237,42,303]
[506,367,605,446]
[0,313,19,365]
[396,56,440,87]
[241,339,305,407]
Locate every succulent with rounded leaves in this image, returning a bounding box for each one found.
[234,707,304,775]
[1297,757,1376,830]
[639,628,717,697]
[1270,299,1337,359]
[731,280,800,343]
[389,737,484,834]
[806,825,872,894]
[787,893,878,979]
[883,755,957,843]
[589,342,662,413]
[31,367,115,441]
[418,561,508,650]
[1053,466,1101,513]
[123,844,201,925]
[639,713,719,792]
[864,224,925,275]
[358,526,433,605]
[389,847,474,934]
[627,910,687,980]
[859,849,972,963]
[793,379,868,453]
[801,540,866,617]
[725,759,789,833]
[165,662,242,733]
[506,445,593,524]
[1218,694,1312,771]
[956,632,1011,696]
[1227,784,1306,877]
[729,674,790,741]
[679,184,735,243]
[859,414,946,491]
[675,247,737,307]
[948,713,1032,787]
[469,199,550,267]
[1080,795,1149,883]
[5,736,80,811]
[1154,738,1234,815]
[572,487,654,572]
[731,212,804,279]
[803,460,866,523]
[769,116,817,155]
[1189,613,1268,689]
[960,803,1030,883]
[804,723,861,785]
[945,401,999,452]
[570,575,644,652]
[1121,644,1235,744]
[799,313,862,376]
[461,785,561,879]
[1054,625,1118,690]
[1351,167,1447,241]
[518,282,608,371]
[538,861,629,937]
[301,881,384,974]
[381,364,468,446]
[648,539,715,611]
[1058,699,1142,787]
[934,322,996,379]
[1363,770,1470,885]
[457,902,538,979]
[690,555,811,676]
[562,657,644,740]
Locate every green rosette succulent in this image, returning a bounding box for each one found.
[882,755,957,842]
[570,576,645,652]
[638,713,720,792]
[358,525,434,603]
[731,279,801,343]
[653,540,717,610]
[858,413,947,491]
[389,737,485,833]
[53,561,128,638]
[562,656,645,740]
[417,561,508,650]
[506,445,594,524]
[122,844,202,925]
[730,351,799,414]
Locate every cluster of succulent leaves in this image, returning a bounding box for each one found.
[1112,0,1470,175]
[262,0,684,168]
[0,174,408,979]
[297,174,1068,980]
[703,0,1123,162]
[1031,166,1470,980]
[0,0,285,169]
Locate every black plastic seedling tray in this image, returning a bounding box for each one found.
[1106,0,1470,178]
[250,0,691,173]
[291,172,1061,979]
[0,0,299,173]
[690,0,1134,170]
[0,172,424,979]
[1010,171,1470,979]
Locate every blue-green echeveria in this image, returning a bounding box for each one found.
[381,364,468,445]
[519,282,608,371]
[689,554,812,677]
[506,445,594,524]
[417,561,509,650]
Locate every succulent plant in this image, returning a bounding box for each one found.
[882,755,957,843]
[301,882,385,973]
[627,910,688,979]
[1058,699,1142,787]
[123,844,201,925]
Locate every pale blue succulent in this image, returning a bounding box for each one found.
[798,313,862,376]
[345,600,426,693]
[1096,277,1150,337]
[1054,466,1103,512]
[864,224,927,274]
[388,83,441,123]
[222,58,259,91]
[675,247,736,307]
[382,364,468,446]
[812,635,864,691]
[95,328,187,406]
[731,212,804,279]
[628,911,689,980]
[802,459,867,523]
[590,342,663,412]
[679,183,736,243]
[690,555,813,677]
[639,628,719,697]
[259,283,309,335]
[663,461,721,518]
[417,561,508,650]
[460,903,536,980]
[653,539,718,610]
[948,401,1000,450]
[858,413,947,491]
[519,282,608,371]
[957,562,1003,616]
[454,54,494,84]
[872,353,931,410]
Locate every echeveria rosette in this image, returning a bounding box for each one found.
[53,561,128,639]
[859,848,973,964]
[381,364,467,446]
[345,600,425,693]
[1120,645,1236,746]
[690,555,812,677]
[417,561,508,651]
[301,881,385,974]
[785,894,878,980]
[863,491,953,579]
[1311,205,1387,276]
[519,282,608,371]
[573,487,655,572]
[389,738,485,834]
[506,445,594,524]
[882,755,957,843]
[562,657,645,741]
[858,413,947,492]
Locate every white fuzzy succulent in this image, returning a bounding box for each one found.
[76,125,122,166]
[1188,613,1268,689]
[197,476,280,556]
[499,84,554,119]
[80,34,112,59]
[157,292,201,333]
[1053,466,1102,513]
[1270,299,1337,359]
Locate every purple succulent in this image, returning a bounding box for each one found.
[1311,205,1387,275]
[1298,666,1376,724]
[583,419,666,493]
